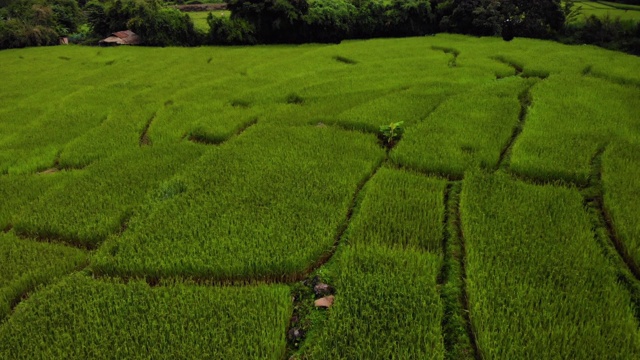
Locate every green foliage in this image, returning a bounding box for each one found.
[346,167,446,252]
[206,12,256,44]
[391,78,530,177]
[0,232,87,320]
[0,35,639,357]
[510,74,640,184]
[302,244,445,359]
[0,1,61,49]
[0,274,291,359]
[85,0,201,45]
[93,125,385,280]
[227,0,310,43]
[303,0,356,42]
[385,0,436,36]
[128,6,202,46]
[564,14,640,55]
[603,141,640,268]
[378,121,404,146]
[461,171,640,359]
[439,0,564,38]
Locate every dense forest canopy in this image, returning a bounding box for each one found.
[0,0,639,54]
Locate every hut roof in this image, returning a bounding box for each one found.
[99,30,141,46]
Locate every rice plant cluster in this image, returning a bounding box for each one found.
[298,168,448,357]
[0,274,291,359]
[0,34,639,357]
[462,172,640,359]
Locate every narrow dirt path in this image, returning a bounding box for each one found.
[496,81,538,170]
[451,182,483,360]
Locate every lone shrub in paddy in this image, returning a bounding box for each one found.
[379,121,404,147]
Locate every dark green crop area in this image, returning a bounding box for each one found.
[0,34,639,358]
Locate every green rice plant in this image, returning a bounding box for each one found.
[440,182,476,360]
[301,244,445,359]
[0,274,291,359]
[318,87,445,133]
[602,141,640,268]
[0,173,65,231]
[93,125,385,280]
[0,87,114,174]
[391,77,531,177]
[379,121,405,146]
[150,97,262,146]
[57,90,164,168]
[572,1,640,22]
[0,232,87,320]
[510,74,640,185]
[13,144,205,248]
[0,34,639,358]
[461,171,640,359]
[344,166,447,252]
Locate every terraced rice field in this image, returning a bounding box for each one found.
[187,10,230,31]
[574,0,640,22]
[0,34,639,358]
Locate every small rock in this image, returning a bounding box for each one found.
[316,122,326,128]
[287,327,305,342]
[314,295,335,308]
[38,168,59,175]
[313,283,334,298]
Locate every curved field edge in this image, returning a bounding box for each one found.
[0,274,291,359]
[0,232,87,321]
[0,34,638,358]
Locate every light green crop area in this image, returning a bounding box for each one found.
[300,168,447,358]
[603,141,640,268]
[187,11,230,31]
[573,1,640,22]
[510,74,640,185]
[0,34,639,357]
[0,274,291,359]
[302,244,445,359]
[344,166,447,252]
[461,172,640,359]
[0,232,86,320]
[93,125,385,280]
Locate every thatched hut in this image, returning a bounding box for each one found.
[99,31,142,46]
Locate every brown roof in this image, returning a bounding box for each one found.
[99,30,141,45]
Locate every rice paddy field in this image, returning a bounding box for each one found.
[187,10,230,31]
[0,34,639,358]
[574,0,640,22]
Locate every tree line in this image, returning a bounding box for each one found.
[1,0,638,55]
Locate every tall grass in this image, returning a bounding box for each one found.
[510,74,640,184]
[93,125,385,280]
[299,168,447,358]
[345,166,447,252]
[302,244,445,359]
[14,145,204,248]
[603,141,640,268]
[0,274,291,359]
[0,35,638,357]
[0,173,63,231]
[0,232,87,319]
[391,78,531,177]
[461,171,640,359]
